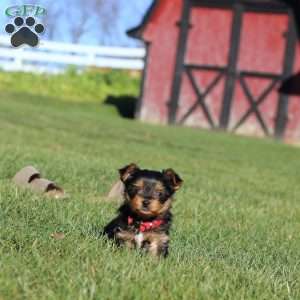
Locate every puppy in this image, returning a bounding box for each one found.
[103,163,183,257]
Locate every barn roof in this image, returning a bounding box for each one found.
[127,0,294,39]
[193,0,292,10]
[127,0,157,39]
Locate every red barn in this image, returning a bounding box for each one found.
[128,0,300,141]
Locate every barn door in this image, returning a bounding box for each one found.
[169,1,234,129]
[168,0,297,138]
[229,9,296,137]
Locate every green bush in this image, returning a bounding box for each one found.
[0,67,140,102]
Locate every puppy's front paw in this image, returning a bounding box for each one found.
[116,229,136,249]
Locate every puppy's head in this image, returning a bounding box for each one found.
[119,163,183,219]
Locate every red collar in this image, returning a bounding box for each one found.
[127,216,165,232]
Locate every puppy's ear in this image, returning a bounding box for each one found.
[163,169,183,191]
[119,163,140,183]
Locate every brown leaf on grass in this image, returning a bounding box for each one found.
[50,232,65,240]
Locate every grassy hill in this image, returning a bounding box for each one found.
[0,70,299,300]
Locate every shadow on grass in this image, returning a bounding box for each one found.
[104,95,137,119]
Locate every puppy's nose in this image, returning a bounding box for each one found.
[142,199,150,207]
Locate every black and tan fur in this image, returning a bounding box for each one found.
[103,163,183,257]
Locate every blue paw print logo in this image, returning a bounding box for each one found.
[5,16,44,47]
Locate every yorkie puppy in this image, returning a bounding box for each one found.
[103,163,183,257]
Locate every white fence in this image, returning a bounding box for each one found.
[0,35,146,73]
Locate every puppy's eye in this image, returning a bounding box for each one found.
[151,190,160,197]
[155,191,165,200]
[127,186,139,196]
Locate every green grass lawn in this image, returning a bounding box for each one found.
[0,70,300,300]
